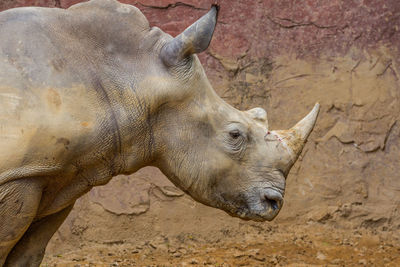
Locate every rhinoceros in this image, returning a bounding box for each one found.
[0,0,319,265]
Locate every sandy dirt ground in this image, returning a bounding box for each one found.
[42,223,400,267]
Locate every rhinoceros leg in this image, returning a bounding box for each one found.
[4,203,74,267]
[0,178,43,266]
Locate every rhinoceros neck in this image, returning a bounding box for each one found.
[78,73,160,177]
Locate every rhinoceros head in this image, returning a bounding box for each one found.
[142,6,319,221]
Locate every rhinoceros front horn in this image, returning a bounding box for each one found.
[160,5,219,66]
[276,103,320,158]
[291,103,320,142]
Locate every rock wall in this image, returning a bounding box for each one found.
[1,0,400,250]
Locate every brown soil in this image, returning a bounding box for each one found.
[43,224,400,267]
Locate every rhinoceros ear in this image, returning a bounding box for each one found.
[246,107,268,129]
[160,5,219,66]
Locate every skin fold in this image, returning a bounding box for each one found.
[0,0,319,265]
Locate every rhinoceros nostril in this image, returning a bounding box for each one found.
[262,188,283,211]
[266,198,278,210]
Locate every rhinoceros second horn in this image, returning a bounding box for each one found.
[160,5,219,66]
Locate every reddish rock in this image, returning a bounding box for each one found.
[1,0,399,59]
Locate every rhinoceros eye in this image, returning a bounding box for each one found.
[223,123,247,157]
[229,130,241,139]
[226,129,246,153]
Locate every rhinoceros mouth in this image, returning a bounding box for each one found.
[225,206,281,222]
[217,188,284,222]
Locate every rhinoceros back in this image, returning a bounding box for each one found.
[0,0,154,185]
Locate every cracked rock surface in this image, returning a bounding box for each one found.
[1,0,400,265]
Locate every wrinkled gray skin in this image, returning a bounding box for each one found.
[0,0,319,265]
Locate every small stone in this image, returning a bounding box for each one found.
[178,248,188,254]
[190,259,199,264]
[246,248,260,256]
[359,259,367,265]
[172,252,182,258]
[269,257,278,265]
[316,251,326,260]
[204,257,216,265]
[233,251,245,258]
[252,255,266,262]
